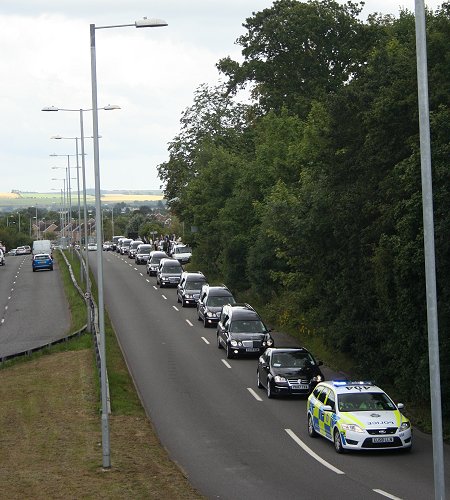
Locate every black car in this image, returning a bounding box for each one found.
[135,244,152,264]
[146,251,169,276]
[217,303,274,359]
[197,284,235,327]
[177,271,208,307]
[257,347,324,399]
[156,258,183,287]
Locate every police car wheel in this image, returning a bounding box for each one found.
[307,415,317,438]
[334,429,345,454]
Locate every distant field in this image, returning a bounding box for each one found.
[0,192,164,207]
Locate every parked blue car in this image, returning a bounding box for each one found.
[32,253,53,272]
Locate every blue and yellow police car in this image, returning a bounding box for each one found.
[307,380,412,453]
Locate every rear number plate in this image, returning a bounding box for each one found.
[372,437,394,443]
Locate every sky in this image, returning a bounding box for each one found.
[0,0,443,194]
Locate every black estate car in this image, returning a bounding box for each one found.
[177,271,208,307]
[257,347,324,398]
[197,284,235,327]
[217,303,274,359]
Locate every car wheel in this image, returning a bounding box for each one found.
[217,335,223,349]
[257,369,263,388]
[334,429,345,454]
[203,317,208,328]
[267,379,274,399]
[50,266,53,271]
[226,344,233,359]
[308,414,317,438]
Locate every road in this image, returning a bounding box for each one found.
[90,250,450,500]
[0,253,70,358]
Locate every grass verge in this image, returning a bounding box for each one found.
[0,250,203,498]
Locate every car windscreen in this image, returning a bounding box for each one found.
[186,280,206,290]
[151,255,165,264]
[337,392,396,412]
[207,295,235,307]
[271,351,314,368]
[138,246,151,254]
[162,264,181,273]
[229,319,266,334]
[175,246,192,254]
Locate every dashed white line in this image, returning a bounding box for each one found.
[284,429,345,475]
[162,295,167,300]
[4,306,8,311]
[247,388,263,401]
[134,267,138,271]
[373,490,403,500]
[173,306,179,311]
[1,319,4,324]
[8,296,11,300]
[146,279,150,283]
[221,359,232,369]
[153,286,158,290]
[201,337,210,344]
[186,319,193,327]
[139,272,143,276]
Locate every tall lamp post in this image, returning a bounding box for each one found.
[90,16,167,469]
[42,104,120,314]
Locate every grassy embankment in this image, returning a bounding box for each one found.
[0,250,202,499]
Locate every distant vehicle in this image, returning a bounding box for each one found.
[197,284,235,328]
[257,347,324,398]
[102,241,113,251]
[172,244,192,264]
[217,303,274,359]
[32,240,52,256]
[111,235,125,251]
[176,271,208,307]
[87,243,97,251]
[156,258,183,288]
[135,244,152,264]
[8,248,17,256]
[120,238,133,255]
[16,246,28,255]
[128,240,143,259]
[307,380,412,453]
[146,251,168,276]
[32,253,53,272]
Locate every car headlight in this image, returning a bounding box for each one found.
[274,375,287,383]
[265,338,274,347]
[400,421,411,431]
[312,375,323,382]
[184,294,193,298]
[206,311,216,318]
[341,423,364,433]
[230,340,238,347]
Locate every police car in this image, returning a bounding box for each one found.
[307,380,412,453]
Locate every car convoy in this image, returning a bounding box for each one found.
[1,234,413,453]
[109,235,413,454]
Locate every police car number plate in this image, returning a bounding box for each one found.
[372,437,394,443]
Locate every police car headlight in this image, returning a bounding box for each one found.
[400,421,411,431]
[274,375,287,383]
[341,423,364,433]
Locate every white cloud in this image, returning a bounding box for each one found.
[0,0,443,193]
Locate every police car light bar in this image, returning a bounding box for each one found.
[332,380,374,387]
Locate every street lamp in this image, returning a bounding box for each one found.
[42,104,120,319]
[90,16,167,469]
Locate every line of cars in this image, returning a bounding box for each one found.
[116,239,413,454]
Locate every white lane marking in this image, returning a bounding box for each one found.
[162,295,167,300]
[134,267,138,271]
[153,286,158,290]
[173,306,179,311]
[146,279,150,283]
[10,288,14,292]
[128,263,132,267]
[373,490,403,500]
[221,359,232,369]
[247,388,263,401]
[284,429,345,475]
[8,296,11,300]
[201,337,210,344]
[186,319,193,327]
[1,318,4,324]
[4,306,8,311]
[139,273,143,277]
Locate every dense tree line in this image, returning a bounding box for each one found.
[158,1,450,413]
